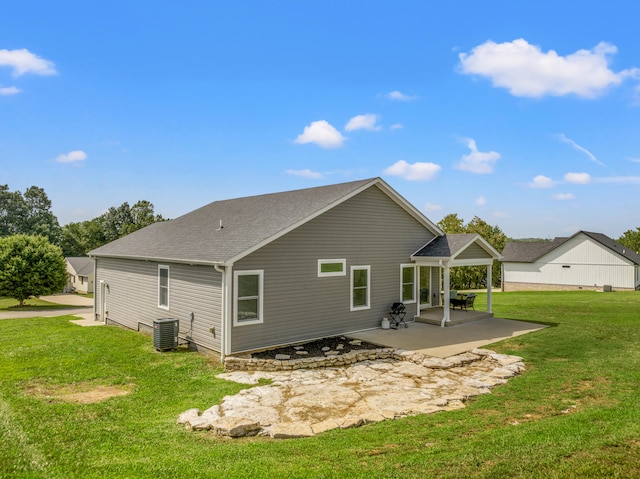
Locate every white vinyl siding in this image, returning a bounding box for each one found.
[400,264,416,303]
[351,265,370,311]
[318,259,346,277]
[503,233,637,290]
[158,265,169,309]
[234,270,264,325]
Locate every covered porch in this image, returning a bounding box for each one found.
[411,234,503,327]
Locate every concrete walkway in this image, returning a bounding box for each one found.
[349,317,547,358]
[0,293,94,321]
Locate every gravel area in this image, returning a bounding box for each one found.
[251,336,383,360]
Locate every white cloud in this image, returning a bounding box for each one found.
[458,39,637,98]
[529,175,555,188]
[55,150,87,163]
[476,196,487,206]
[455,138,500,174]
[493,211,509,218]
[390,123,404,130]
[384,160,441,181]
[294,120,346,149]
[0,86,20,95]
[558,134,604,166]
[344,114,382,132]
[564,172,591,184]
[0,48,57,77]
[627,157,640,164]
[285,169,324,179]
[424,202,442,212]
[553,193,575,200]
[384,90,419,101]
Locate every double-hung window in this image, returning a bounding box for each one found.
[234,270,264,325]
[400,264,416,303]
[158,265,170,309]
[350,265,370,311]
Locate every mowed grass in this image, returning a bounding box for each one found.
[1,291,639,478]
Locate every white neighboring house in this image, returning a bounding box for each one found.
[501,231,640,292]
[65,257,95,294]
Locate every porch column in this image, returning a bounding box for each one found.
[441,264,450,327]
[487,263,493,313]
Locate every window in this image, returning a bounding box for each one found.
[318,259,346,277]
[234,270,264,325]
[401,264,416,303]
[158,265,170,309]
[350,265,370,311]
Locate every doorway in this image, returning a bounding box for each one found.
[419,266,432,311]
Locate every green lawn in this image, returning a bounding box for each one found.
[1,291,639,478]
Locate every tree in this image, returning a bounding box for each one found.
[60,200,165,256]
[0,235,68,307]
[0,184,61,244]
[619,227,640,254]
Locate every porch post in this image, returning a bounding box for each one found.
[487,263,493,313]
[441,263,450,327]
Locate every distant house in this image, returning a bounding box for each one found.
[89,178,501,360]
[502,231,640,292]
[65,257,95,294]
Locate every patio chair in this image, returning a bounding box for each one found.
[449,291,465,309]
[462,293,476,310]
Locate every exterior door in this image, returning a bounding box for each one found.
[419,266,432,310]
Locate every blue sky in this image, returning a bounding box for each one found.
[1,1,639,239]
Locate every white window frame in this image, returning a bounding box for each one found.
[233,270,264,326]
[318,259,346,277]
[158,265,170,310]
[350,265,371,311]
[400,264,416,304]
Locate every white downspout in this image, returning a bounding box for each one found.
[487,263,493,313]
[214,264,231,364]
[440,260,450,327]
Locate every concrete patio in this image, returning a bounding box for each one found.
[348,316,547,358]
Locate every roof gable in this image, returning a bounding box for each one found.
[502,231,640,265]
[412,233,501,265]
[66,257,94,276]
[89,178,442,265]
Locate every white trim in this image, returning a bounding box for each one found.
[400,264,416,304]
[350,265,371,311]
[158,264,170,310]
[233,270,264,326]
[318,259,346,277]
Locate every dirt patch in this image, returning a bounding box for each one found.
[250,336,383,360]
[25,381,133,404]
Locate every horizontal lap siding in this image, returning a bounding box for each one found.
[230,186,435,353]
[95,258,222,353]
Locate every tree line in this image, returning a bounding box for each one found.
[1,184,165,256]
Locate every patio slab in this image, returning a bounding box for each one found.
[348,317,547,358]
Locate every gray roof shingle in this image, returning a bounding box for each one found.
[66,256,94,277]
[413,234,480,258]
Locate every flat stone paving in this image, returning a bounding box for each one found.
[178,348,525,439]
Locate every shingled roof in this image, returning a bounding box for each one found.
[89,178,442,265]
[502,231,640,265]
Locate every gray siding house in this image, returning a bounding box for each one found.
[89,178,501,359]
